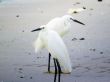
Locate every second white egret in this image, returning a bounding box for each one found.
[32,27,72,82]
[31,15,85,37]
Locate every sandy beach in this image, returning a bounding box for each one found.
[0,0,110,82]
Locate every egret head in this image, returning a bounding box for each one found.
[31,25,45,32]
[62,15,85,25]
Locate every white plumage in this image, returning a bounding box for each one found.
[34,28,72,73]
[46,15,73,36]
[33,15,74,53]
[33,15,85,53]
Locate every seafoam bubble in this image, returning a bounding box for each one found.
[67,8,85,14]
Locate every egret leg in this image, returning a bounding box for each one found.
[56,59,62,82]
[53,58,57,82]
[48,53,51,73]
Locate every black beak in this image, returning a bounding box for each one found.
[31,28,43,32]
[70,18,85,25]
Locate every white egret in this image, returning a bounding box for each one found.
[33,27,72,82]
[31,15,85,73]
[31,15,85,37]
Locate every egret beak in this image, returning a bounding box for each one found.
[31,28,43,32]
[70,18,85,25]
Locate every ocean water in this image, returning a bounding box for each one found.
[0,0,50,4]
[0,0,36,4]
[0,0,13,3]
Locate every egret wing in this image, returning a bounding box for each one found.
[47,30,72,72]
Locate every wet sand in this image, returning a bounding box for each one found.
[0,0,110,82]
